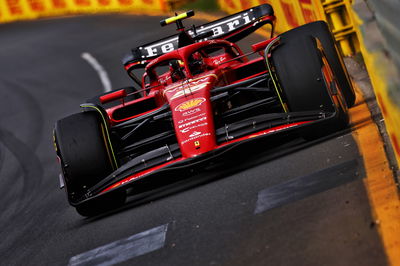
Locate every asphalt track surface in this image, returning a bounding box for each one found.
[0,14,388,265]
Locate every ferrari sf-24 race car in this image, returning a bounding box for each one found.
[54,4,355,216]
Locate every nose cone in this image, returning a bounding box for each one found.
[165,75,218,158]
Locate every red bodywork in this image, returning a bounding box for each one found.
[98,37,314,194]
[54,4,349,209]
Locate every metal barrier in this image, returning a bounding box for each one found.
[352,0,400,166]
[319,0,359,55]
[218,0,358,56]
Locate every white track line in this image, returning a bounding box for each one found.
[68,224,168,266]
[81,52,112,92]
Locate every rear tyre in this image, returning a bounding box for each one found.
[276,21,355,107]
[272,34,348,137]
[54,111,126,216]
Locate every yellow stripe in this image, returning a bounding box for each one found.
[81,105,119,169]
[164,12,189,25]
[349,87,400,266]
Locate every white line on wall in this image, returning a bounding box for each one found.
[81,52,112,92]
[68,223,168,266]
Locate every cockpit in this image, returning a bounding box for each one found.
[143,40,244,89]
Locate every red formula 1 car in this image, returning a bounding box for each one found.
[54,4,355,216]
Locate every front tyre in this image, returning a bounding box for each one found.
[276,21,355,107]
[272,34,348,136]
[54,111,126,216]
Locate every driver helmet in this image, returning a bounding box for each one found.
[169,60,185,81]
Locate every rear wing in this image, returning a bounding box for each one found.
[123,4,274,72]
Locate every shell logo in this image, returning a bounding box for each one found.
[175,98,206,112]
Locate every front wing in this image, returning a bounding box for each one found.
[70,110,340,206]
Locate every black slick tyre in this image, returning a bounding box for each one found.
[272,34,348,136]
[54,111,126,216]
[275,21,355,107]
[272,35,334,112]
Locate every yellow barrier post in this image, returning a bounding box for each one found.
[319,0,357,55]
[218,0,359,56]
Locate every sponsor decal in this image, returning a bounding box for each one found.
[139,12,254,58]
[189,131,202,138]
[212,56,226,65]
[180,122,208,133]
[175,98,206,112]
[159,75,171,84]
[181,133,211,144]
[178,117,207,129]
[178,112,206,124]
[182,108,201,116]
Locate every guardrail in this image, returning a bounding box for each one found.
[352,0,400,166]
